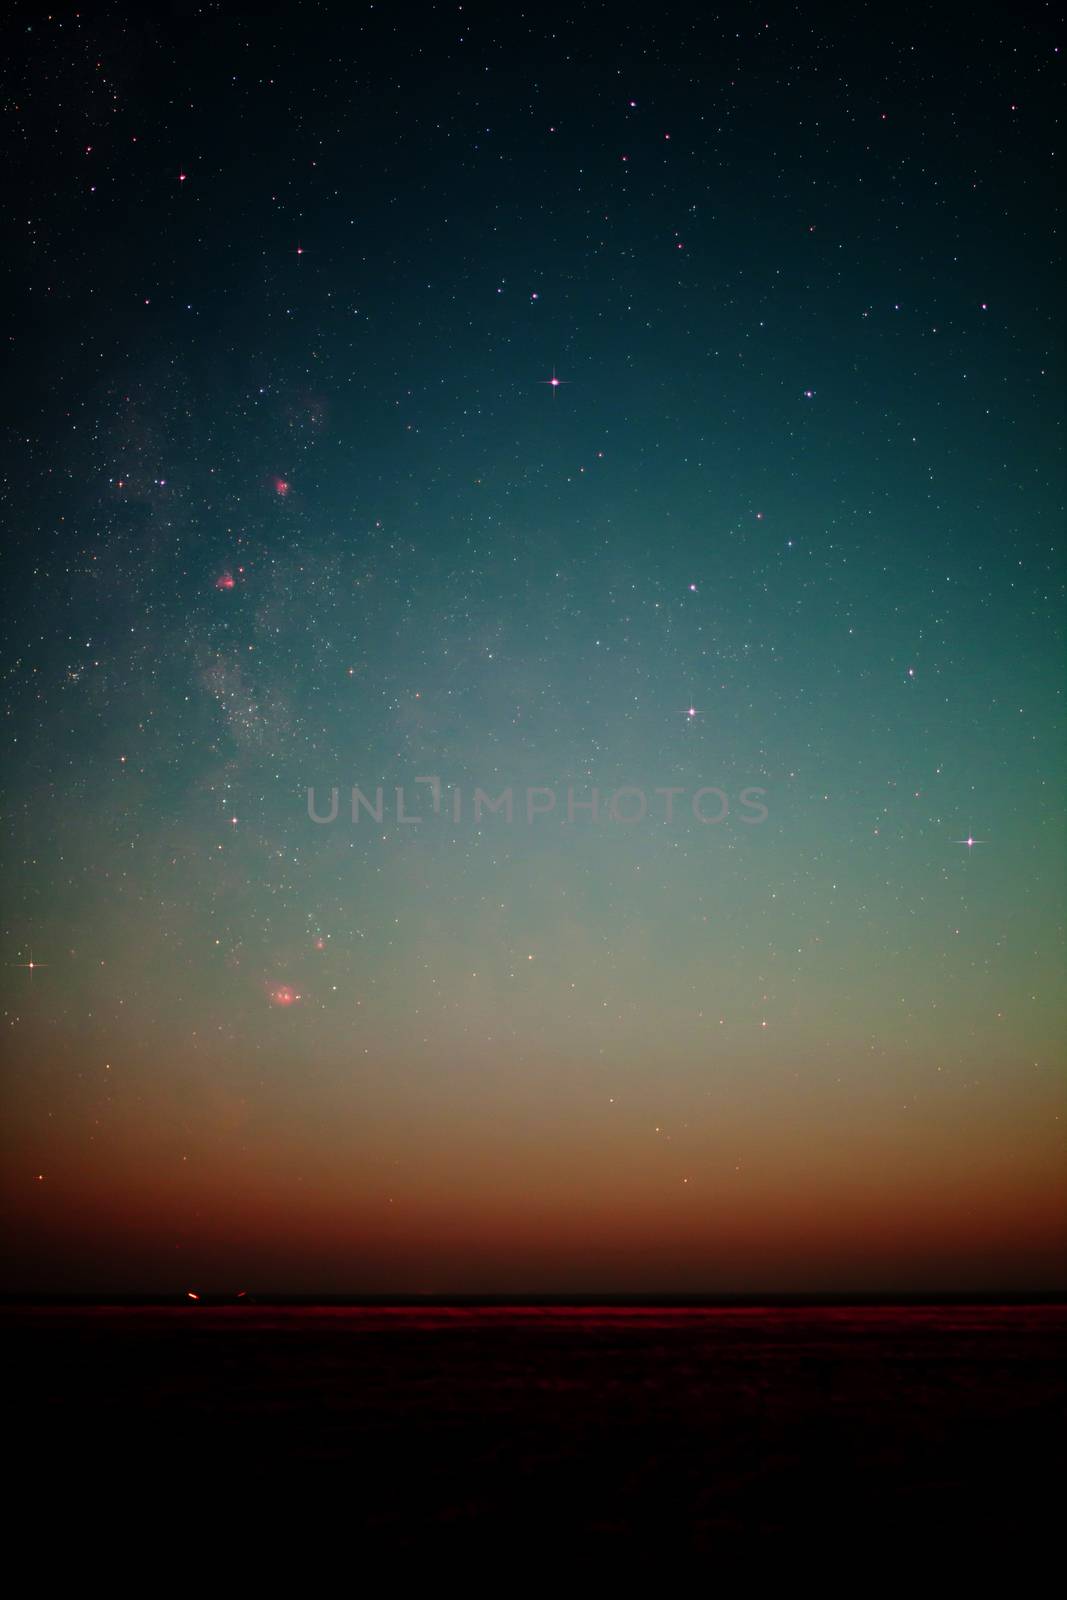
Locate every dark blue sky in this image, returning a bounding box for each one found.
[2,4,1063,1293]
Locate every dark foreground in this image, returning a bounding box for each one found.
[6,1304,1064,1559]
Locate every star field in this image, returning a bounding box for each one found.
[1,5,1063,1295]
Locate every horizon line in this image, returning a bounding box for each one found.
[4,1290,1066,1309]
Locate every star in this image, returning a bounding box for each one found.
[10,954,49,975]
[954,835,986,849]
[540,367,567,394]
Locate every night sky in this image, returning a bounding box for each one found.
[2,5,1063,1295]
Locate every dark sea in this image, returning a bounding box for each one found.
[7,1303,1063,1560]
